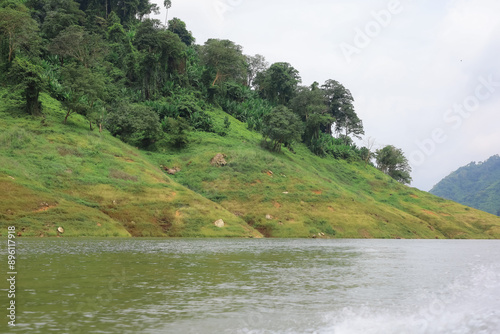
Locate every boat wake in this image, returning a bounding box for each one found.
[322,264,500,334]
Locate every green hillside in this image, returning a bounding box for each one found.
[2,91,500,239]
[2,0,500,239]
[0,91,261,238]
[430,155,500,216]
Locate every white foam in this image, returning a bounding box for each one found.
[321,264,500,334]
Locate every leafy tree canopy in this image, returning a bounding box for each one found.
[7,56,44,115]
[200,39,247,86]
[168,17,194,46]
[376,145,412,184]
[262,105,303,152]
[321,79,363,141]
[290,84,332,145]
[0,3,40,62]
[49,25,107,68]
[255,62,301,105]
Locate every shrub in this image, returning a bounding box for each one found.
[106,103,162,148]
[162,117,190,148]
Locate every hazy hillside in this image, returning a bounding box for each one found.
[430,155,500,216]
[2,91,500,239]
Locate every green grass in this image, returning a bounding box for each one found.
[2,89,500,238]
[148,107,500,239]
[0,90,260,238]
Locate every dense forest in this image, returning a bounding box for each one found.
[430,155,500,216]
[0,0,412,183]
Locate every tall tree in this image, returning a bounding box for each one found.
[49,25,107,68]
[245,54,268,88]
[134,19,186,99]
[255,62,301,105]
[200,39,247,86]
[337,108,364,143]
[290,83,332,144]
[322,79,364,142]
[163,0,171,25]
[167,17,194,46]
[375,145,412,184]
[7,56,44,116]
[0,4,40,62]
[60,63,106,128]
[39,0,85,40]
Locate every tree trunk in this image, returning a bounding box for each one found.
[212,71,222,86]
[64,110,71,124]
[8,31,14,62]
[26,84,41,116]
[8,43,13,62]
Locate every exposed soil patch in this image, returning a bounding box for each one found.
[110,169,138,182]
[422,210,437,216]
[359,229,372,238]
[255,225,273,238]
[35,203,57,212]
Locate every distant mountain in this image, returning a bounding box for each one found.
[430,155,500,216]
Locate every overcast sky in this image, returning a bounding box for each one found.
[152,0,500,191]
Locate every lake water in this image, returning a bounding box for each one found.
[2,239,500,334]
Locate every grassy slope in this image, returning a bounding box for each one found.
[0,90,261,238]
[2,90,500,238]
[150,108,500,239]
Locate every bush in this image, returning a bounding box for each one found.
[262,105,303,152]
[146,93,214,132]
[106,103,162,148]
[162,117,190,148]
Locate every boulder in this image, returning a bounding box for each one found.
[210,154,227,167]
[214,219,225,228]
[166,168,180,175]
[161,165,181,175]
[265,214,273,220]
